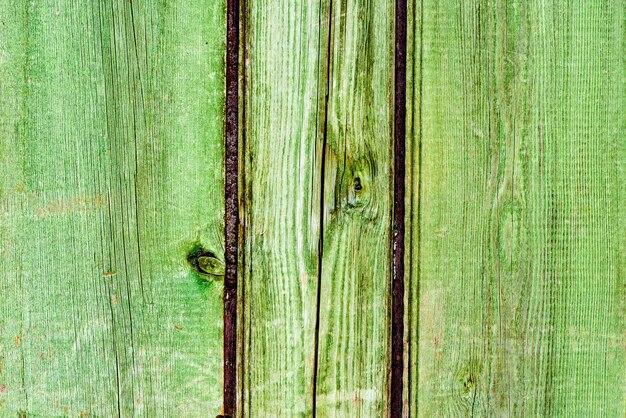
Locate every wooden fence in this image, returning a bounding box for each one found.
[0,1,623,416]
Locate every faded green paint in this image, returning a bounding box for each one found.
[314,0,393,415]
[0,1,225,416]
[241,0,323,414]
[242,0,393,415]
[407,1,624,417]
[0,0,623,417]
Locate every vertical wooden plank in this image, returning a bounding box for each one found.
[0,1,226,416]
[314,0,394,415]
[410,0,624,416]
[242,0,325,414]
[243,0,395,414]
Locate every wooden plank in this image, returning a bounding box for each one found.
[242,0,394,414]
[0,1,225,416]
[241,0,325,414]
[408,1,624,416]
[314,0,394,415]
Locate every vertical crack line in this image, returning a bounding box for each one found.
[312,1,333,415]
[224,0,240,414]
[391,0,407,415]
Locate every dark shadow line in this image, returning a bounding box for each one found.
[391,0,407,415]
[224,0,240,414]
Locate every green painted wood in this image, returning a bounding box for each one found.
[314,0,394,415]
[242,0,394,415]
[241,0,323,414]
[404,0,421,415]
[0,1,225,416]
[1,1,622,416]
[408,1,624,417]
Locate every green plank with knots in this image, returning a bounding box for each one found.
[240,0,394,415]
[0,1,226,416]
[406,1,624,416]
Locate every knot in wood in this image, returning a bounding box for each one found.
[187,246,225,279]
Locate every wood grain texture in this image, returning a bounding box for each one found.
[241,0,324,414]
[242,0,394,415]
[0,1,225,416]
[314,0,394,415]
[408,1,624,417]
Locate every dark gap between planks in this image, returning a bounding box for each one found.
[224,0,240,415]
[391,0,407,416]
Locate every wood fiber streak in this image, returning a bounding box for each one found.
[408,1,624,417]
[243,0,394,415]
[0,1,226,416]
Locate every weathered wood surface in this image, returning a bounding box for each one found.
[407,1,624,417]
[315,0,393,415]
[0,0,623,417]
[241,0,394,415]
[0,1,225,416]
[240,0,322,414]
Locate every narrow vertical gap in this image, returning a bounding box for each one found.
[391,0,407,416]
[312,1,334,415]
[224,0,240,415]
